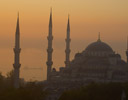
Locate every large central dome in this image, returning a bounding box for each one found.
[85,40,113,52]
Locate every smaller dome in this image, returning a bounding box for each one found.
[75,52,82,58]
[52,68,56,72]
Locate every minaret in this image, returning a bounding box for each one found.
[46,8,53,81]
[65,15,71,67]
[126,37,128,63]
[13,13,21,88]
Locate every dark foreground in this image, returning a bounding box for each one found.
[0,72,128,100]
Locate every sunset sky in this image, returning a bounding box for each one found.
[0,0,128,81]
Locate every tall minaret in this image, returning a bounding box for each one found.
[46,8,53,81]
[65,15,71,67]
[13,13,21,88]
[126,37,128,63]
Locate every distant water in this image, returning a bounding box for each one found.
[0,67,46,81]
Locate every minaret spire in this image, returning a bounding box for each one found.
[49,7,52,27]
[67,14,70,31]
[65,15,71,67]
[126,36,128,63]
[13,12,21,88]
[46,8,53,81]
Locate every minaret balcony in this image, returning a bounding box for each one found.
[65,49,71,53]
[13,48,21,53]
[47,36,53,40]
[13,64,21,69]
[47,48,53,53]
[46,61,53,66]
[65,38,71,42]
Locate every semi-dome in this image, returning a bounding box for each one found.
[85,40,113,52]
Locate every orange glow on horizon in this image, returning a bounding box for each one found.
[0,0,128,81]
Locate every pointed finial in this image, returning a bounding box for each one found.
[17,12,19,19]
[16,11,20,35]
[99,32,100,40]
[67,14,70,31]
[68,14,70,24]
[98,32,101,41]
[16,12,20,27]
[50,7,52,15]
[18,12,19,16]
[68,14,70,19]
[68,14,70,23]
[49,7,52,27]
[127,36,128,50]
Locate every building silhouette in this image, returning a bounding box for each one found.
[47,11,128,84]
[12,9,128,89]
[50,35,128,83]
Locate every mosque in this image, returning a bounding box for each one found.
[46,9,128,84]
[50,37,128,83]
[44,9,128,100]
[13,9,128,89]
